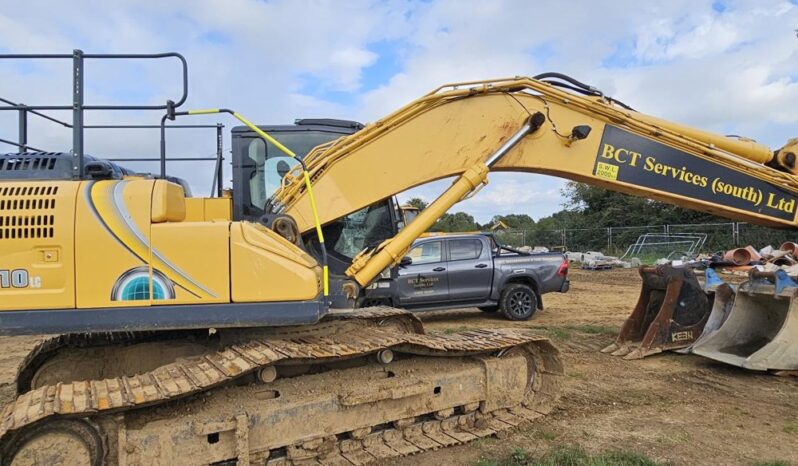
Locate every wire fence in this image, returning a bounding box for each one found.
[494,222,797,257]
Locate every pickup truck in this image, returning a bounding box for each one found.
[362,233,569,320]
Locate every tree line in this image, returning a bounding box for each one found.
[407,181,724,234]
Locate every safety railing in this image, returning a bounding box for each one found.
[0,50,226,196]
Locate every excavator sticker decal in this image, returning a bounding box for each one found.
[84,181,217,300]
[593,125,798,222]
[110,266,176,301]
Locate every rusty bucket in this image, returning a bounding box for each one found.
[601,264,712,360]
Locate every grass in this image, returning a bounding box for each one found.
[476,445,666,466]
[783,421,798,435]
[529,324,618,341]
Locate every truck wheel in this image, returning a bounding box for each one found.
[500,284,538,321]
[478,306,499,313]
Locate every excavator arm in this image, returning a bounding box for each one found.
[273,75,798,287]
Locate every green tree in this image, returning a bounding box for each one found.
[404,197,428,211]
[490,214,536,230]
[559,181,721,227]
[430,212,480,232]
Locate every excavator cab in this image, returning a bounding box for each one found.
[231,119,404,278]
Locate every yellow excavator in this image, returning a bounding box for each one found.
[1,62,798,465]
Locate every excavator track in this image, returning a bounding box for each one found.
[0,309,563,465]
[15,307,424,395]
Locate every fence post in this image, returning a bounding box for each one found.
[607,227,612,253]
[733,222,740,247]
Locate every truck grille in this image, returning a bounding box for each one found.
[0,185,59,240]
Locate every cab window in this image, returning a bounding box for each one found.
[247,138,295,210]
[448,238,483,261]
[246,131,338,210]
[408,241,443,265]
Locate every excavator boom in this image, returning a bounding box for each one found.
[276,77,798,239]
[274,75,798,371]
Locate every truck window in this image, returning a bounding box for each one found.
[448,238,483,261]
[408,241,443,265]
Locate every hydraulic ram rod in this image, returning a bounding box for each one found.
[346,113,544,286]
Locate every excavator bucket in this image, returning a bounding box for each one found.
[601,264,711,359]
[682,270,736,354]
[691,270,798,371]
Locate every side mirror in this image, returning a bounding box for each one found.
[399,256,413,267]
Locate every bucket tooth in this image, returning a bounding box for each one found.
[610,345,634,357]
[599,342,619,354]
[604,265,711,359]
[691,270,798,371]
[623,346,663,360]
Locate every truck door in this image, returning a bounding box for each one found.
[445,237,492,301]
[396,240,449,305]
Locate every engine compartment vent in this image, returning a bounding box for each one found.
[0,154,58,172]
[0,184,59,240]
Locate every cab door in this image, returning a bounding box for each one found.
[445,237,492,301]
[396,239,449,306]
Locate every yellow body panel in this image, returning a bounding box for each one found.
[1,177,320,313]
[75,180,155,308]
[151,222,231,304]
[0,181,77,310]
[184,198,232,222]
[152,180,187,223]
[231,222,321,302]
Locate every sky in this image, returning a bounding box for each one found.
[1,0,797,224]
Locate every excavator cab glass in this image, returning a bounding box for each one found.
[232,119,403,274]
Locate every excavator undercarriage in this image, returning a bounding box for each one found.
[0,309,563,465]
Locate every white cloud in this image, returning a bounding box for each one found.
[1,0,797,224]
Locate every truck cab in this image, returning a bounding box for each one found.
[363,233,570,320]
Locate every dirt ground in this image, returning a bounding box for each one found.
[0,268,796,465]
[394,268,798,466]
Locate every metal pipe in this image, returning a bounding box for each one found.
[215,124,224,197]
[159,114,168,178]
[0,51,189,110]
[72,49,84,179]
[485,112,544,168]
[0,137,45,152]
[107,157,218,162]
[18,107,27,152]
[0,97,71,126]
